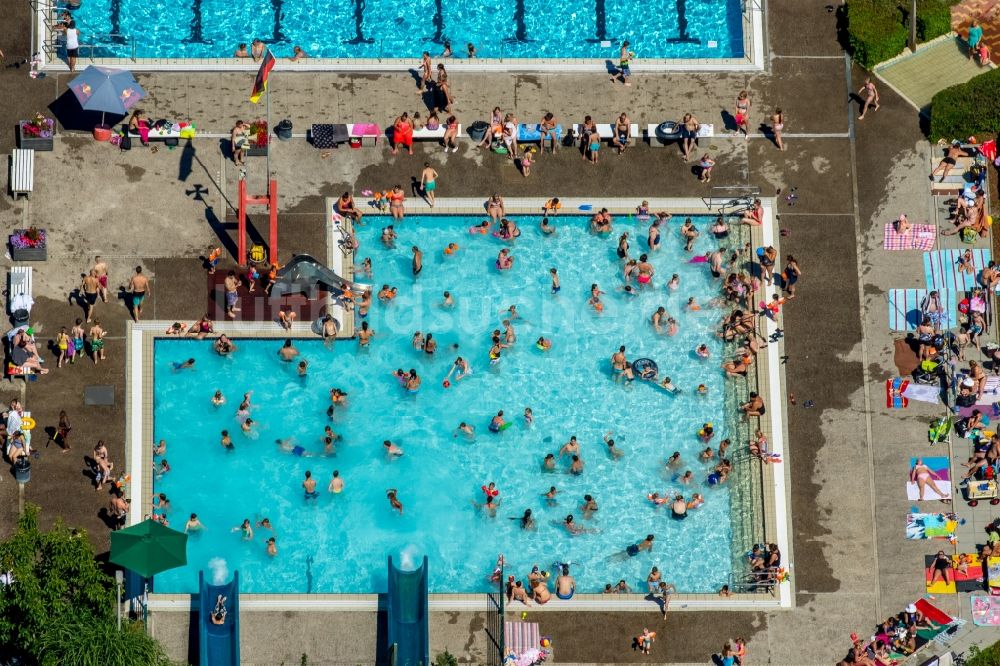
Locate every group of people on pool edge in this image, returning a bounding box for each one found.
[152,195,781,592]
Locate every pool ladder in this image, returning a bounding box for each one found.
[31,0,136,62]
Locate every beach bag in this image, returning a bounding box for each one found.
[120,133,131,151]
[962,227,978,244]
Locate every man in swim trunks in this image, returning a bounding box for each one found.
[556,565,575,599]
[411,246,423,276]
[222,270,240,319]
[81,269,100,322]
[92,256,109,302]
[128,266,150,321]
[930,141,966,183]
[611,40,634,86]
[611,345,628,380]
[302,471,319,499]
[612,112,631,154]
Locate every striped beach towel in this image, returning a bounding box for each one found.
[887,378,909,408]
[924,249,990,292]
[504,621,540,655]
[883,223,937,251]
[888,289,957,330]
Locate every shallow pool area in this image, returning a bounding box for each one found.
[151,214,750,595]
[64,0,744,61]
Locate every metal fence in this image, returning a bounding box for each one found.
[484,561,505,666]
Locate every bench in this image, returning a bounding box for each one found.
[646,122,714,147]
[10,150,33,200]
[349,123,380,147]
[8,267,33,317]
[123,123,195,142]
[411,125,462,142]
[570,123,641,144]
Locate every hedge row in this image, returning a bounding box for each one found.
[845,0,956,70]
[967,640,1000,666]
[930,67,1000,141]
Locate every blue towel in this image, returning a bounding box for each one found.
[517,123,562,141]
[924,249,990,292]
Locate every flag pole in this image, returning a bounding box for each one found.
[265,47,271,184]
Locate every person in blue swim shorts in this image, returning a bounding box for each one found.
[555,565,575,600]
[302,470,319,499]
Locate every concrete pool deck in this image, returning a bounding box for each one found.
[0,0,988,662]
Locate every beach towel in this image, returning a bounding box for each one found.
[972,595,1000,626]
[924,249,991,292]
[888,289,957,330]
[505,621,541,656]
[906,512,958,540]
[901,383,942,404]
[884,223,937,251]
[975,376,1000,405]
[925,554,982,594]
[907,456,951,501]
[887,378,909,408]
[989,557,1000,592]
[916,598,956,626]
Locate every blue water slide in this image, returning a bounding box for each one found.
[387,556,429,666]
[199,570,240,666]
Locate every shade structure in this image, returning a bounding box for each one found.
[67,65,145,125]
[110,518,187,579]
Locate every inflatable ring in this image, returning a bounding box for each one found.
[631,358,658,377]
[20,417,35,431]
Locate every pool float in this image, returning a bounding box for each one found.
[482,485,500,499]
[707,472,721,486]
[631,358,658,378]
[20,417,35,431]
[361,189,373,196]
[578,204,593,211]
[688,255,708,263]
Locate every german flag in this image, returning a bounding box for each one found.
[250,49,276,104]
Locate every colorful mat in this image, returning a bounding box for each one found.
[887,378,909,408]
[884,223,937,251]
[907,457,952,501]
[925,553,984,594]
[906,512,959,540]
[972,594,1000,626]
[923,248,991,292]
[505,621,541,655]
[888,288,958,330]
[989,556,1000,591]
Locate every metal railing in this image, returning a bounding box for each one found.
[484,560,504,666]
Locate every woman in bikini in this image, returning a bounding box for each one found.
[443,115,459,152]
[734,90,751,140]
[389,185,406,220]
[478,107,503,149]
[770,107,785,151]
[486,193,505,222]
[909,458,947,500]
[857,77,880,120]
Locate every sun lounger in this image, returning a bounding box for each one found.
[516,123,562,142]
[10,149,33,200]
[8,266,33,317]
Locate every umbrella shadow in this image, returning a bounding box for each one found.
[48,89,125,131]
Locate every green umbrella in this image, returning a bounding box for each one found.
[110,519,188,578]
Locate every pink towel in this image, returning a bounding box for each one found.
[884,224,936,251]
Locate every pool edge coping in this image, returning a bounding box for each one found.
[36,4,765,73]
[128,196,792,611]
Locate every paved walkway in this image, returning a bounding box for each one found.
[875,37,990,113]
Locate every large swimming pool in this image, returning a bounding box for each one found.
[66,0,743,60]
[152,214,747,594]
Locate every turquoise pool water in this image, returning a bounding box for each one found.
[152,214,742,594]
[67,0,743,60]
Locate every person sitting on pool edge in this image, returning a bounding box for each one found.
[556,565,575,600]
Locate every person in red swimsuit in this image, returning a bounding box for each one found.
[392,112,414,155]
